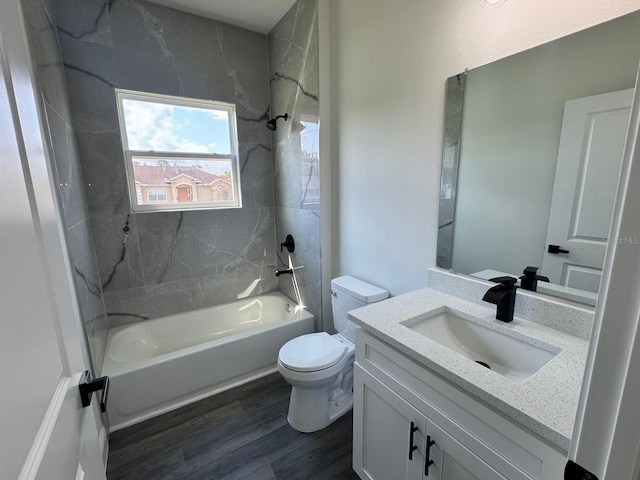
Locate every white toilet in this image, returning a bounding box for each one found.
[277,275,388,432]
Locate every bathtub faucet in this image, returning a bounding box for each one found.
[275,268,293,277]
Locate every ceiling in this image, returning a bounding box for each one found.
[146,0,298,34]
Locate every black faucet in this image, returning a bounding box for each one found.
[482,276,518,322]
[519,266,550,292]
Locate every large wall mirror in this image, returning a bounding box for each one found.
[438,11,640,307]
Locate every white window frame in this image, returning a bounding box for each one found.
[115,89,242,213]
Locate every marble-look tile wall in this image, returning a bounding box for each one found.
[268,0,321,327]
[23,0,109,374]
[52,0,278,326]
[437,73,466,270]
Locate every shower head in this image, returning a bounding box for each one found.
[266,113,289,131]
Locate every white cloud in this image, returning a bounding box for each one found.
[122,99,223,153]
[204,109,229,121]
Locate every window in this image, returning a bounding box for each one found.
[147,187,167,203]
[116,89,242,212]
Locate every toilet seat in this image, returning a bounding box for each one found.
[279,332,347,372]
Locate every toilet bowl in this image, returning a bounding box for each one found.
[277,276,388,432]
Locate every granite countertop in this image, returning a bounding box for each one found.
[348,287,589,450]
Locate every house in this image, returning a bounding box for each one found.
[132,163,233,204]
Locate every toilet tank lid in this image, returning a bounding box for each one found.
[331,275,389,303]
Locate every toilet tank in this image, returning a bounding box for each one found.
[331,276,389,342]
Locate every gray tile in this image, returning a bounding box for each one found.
[239,141,275,208]
[111,42,185,97]
[269,0,321,329]
[66,219,109,373]
[90,212,145,293]
[193,267,278,313]
[58,35,120,134]
[109,0,270,105]
[136,208,276,285]
[437,74,466,270]
[276,207,320,284]
[75,132,129,215]
[278,270,321,330]
[45,103,89,229]
[53,0,112,46]
[27,0,108,375]
[53,0,322,335]
[24,0,74,122]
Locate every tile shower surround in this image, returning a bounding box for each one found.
[269,0,321,328]
[52,0,321,329]
[24,0,109,374]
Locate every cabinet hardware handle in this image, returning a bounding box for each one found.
[408,422,419,460]
[425,435,436,476]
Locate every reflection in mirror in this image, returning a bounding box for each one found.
[438,11,640,307]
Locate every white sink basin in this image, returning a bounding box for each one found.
[402,308,559,384]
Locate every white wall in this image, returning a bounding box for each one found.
[334,0,640,296]
[452,14,640,278]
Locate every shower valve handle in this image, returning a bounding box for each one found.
[280,234,295,253]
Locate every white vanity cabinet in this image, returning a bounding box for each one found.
[355,365,511,480]
[353,329,567,480]
[354,365,428,480]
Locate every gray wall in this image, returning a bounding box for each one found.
[452,12,640,277]
[53,0,278,326]
[23,0,109,374]
[333,0,640,299]
[268,0,322,326]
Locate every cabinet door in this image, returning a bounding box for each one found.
[354,365,427,480]
[427,421,511,480]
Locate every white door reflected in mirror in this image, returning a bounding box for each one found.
[542,89,633,292]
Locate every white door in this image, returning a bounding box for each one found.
[353,365,427,480]
[569,68,640,480]
[542,89,633,292]
[0,2,106,479]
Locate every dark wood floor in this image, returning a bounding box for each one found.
[107,373,360,480]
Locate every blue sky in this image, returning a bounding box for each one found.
[122,98,232,154]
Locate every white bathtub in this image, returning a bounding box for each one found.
[102,292,314,431]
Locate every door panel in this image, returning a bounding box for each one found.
[428,421,510,480]
[0,1,105,477]
[542,89,633,291]
[564,264,602,293]
[441,452,478,480]
[353,365,426,480]
[0,37,70,480]
[569,65,640,480]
